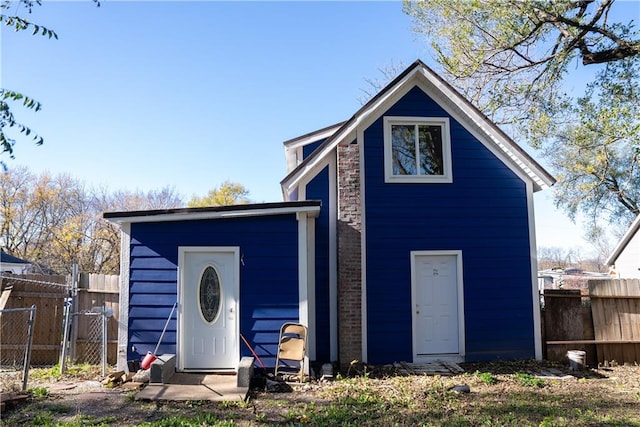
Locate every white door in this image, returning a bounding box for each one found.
[412,252,463,358]
[179,248,238,371]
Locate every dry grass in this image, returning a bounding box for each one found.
[1,360,639,426]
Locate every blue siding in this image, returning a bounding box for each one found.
[304,165,331,362]
[302,138,327,160]
[127,215,301,366]
[364,85,535,363]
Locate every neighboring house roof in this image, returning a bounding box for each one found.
[0,250,31,265]
[280,59,556,197]
[103,201,322,224]
[606,215,640,266]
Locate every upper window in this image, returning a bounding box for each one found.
[383,117,452,183]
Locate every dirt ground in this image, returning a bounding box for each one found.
[1,360,639,426]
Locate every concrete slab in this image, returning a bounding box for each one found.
[135,373,248,402]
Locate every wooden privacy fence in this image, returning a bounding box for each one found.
[0,275,67,365]
[543,279,640,366]
[0,273,119,365]
[590,279,640,363]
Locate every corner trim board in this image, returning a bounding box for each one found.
[526,180,543,360]
[328,152,338,362]
[117,223,131,372]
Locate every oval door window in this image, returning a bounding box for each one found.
[199,266,221,323]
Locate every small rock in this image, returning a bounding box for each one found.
[449,384,470,394]
[132,369,150,384]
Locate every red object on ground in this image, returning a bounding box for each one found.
[141,352,157,370]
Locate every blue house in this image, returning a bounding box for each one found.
[105,60,555,373]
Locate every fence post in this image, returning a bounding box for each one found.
[102,305,108,376]
[59,297,71,374]
[60,264,78,374]
[22,305,36,391]
[69,264,79,361]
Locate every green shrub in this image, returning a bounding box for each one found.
[474,371,499,385]
[515,372,545,388]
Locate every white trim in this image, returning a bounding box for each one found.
[284,146,300,175]
[117,223,131,372]
[295,150,344,204]
[283,123,343,150]
[307,214,316,362]
[284,146,304,175]
[281,63,554,196]
[297,211,308,346]
[106,205,320,224]
[412,78,537,188]
[410,250,465,363]
[328,152,338,362]
[177,246,240,372]
[281,68,419,195]
[298,181,306,200]
[414,68,551,190]
[284,124,343,173]
[358,127,368,363]
[526,180,543,360]
[297,212,314,373]
[383,116,453,184]
[297,154,338,361]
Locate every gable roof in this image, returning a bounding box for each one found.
[282,121,346,173]
[606,215,640,266]
[280,59,555,197]
[282,121,346,150]
[1,250,31,265]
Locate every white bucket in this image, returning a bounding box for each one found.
[567,350,586,371]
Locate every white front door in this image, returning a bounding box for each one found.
[411,251,464,360]
[178,247,239,371]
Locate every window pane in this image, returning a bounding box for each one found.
[418,125,444,175]
[199,266,221,323]
[391,124,417,175]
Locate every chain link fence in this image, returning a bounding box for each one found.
[74,311,107,365]
[60,307,111,376]
[0,306,36,392]
[1,272,118,387]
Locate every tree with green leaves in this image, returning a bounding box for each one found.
[540,59,639,222]
[403,0,640,227]
[188,181,251,207]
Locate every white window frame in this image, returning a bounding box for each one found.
[383,116,452,183]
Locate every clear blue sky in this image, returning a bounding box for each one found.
[3,1,638,256]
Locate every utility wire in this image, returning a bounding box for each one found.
[0,275,69,289]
